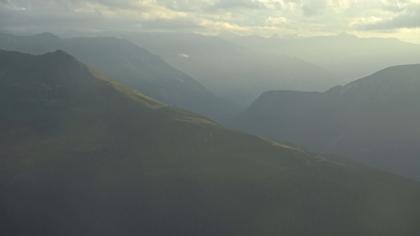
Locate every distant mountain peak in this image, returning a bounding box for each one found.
[0,49,165,111]
[344,64,420,89]
[33,32,61,40]
[234,63,420,180]
[45,49,76,60]
[0,32,231,120]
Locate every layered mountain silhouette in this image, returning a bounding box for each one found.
[234,64,420,180]
[128,32,335,106]
[1,50,420,235]
[226,33,420,84]
[0,32,231,120]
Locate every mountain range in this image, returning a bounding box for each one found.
[225,33,420,84]
[126,32,336,107]
[0,32,231,120]
[233,64,420,180]
[1,49,420,235]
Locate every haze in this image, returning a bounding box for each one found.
[1,1,420,235]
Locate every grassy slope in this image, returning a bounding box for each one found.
[0,32,230,120]
[0,50,420,236]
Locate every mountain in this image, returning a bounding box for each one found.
[233,64,420,180]
[1,49,420,235]
[0,32,231,120]
[126,32,336,107]
[225,33,420,84]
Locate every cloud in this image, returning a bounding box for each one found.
[155,0,214,11]
[358,4,420,30]
[1,0,420,43]
[265,16,288,25]
[199,18,251,32]
[0,0,191,33]
[211,0,266,10]
[140,17,202,30]
[300,0,328,16]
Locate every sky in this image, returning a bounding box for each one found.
[1,0,420,43]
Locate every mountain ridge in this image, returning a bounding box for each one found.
[126,32,336,107]
[2,49,420,235]
[0,32,232,120]
[224,33,420,84]
[233,64,420,180]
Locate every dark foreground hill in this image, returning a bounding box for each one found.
[233,64,420,180]
[0,32,231,120]
[1,50,420,236]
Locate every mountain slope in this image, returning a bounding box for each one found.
[127,32,336,107]
[233,64,420,180]
[1,50,420,236]
[0,32,231,120]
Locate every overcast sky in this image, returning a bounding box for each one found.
[1,0,420,43]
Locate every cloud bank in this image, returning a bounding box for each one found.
[1,0,420,42]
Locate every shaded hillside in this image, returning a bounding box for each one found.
[1,50,420,236]
[0,32,232,120]
[233,64,420,180]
